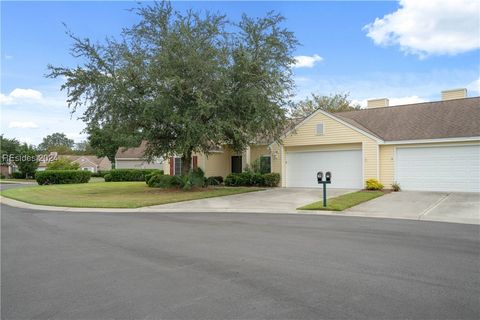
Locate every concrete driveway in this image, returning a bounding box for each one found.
[346,191,480,224]
[151,187,354,213]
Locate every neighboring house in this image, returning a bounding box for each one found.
[115,141,165,170]
[116,89,479,193]
[270,89,480,192]
[37,153,112,173]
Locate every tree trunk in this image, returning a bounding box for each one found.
[181,152,192,176]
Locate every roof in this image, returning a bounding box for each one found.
[335,97,480,141]
[115,140,148,159]
[38,155,108,167]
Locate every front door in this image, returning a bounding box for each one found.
[231,156,242,174]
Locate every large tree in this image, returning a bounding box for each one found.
[47,1,297,175]
[16,144,39,178]
[38,132,75,153]
[1,135,21,164]
[290,93,361,118]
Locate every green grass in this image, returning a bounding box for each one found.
[298,191,384,211]
[0,182,264,208]
[0,178,36,183]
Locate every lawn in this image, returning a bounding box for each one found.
[298,191,384,211]
[1,182,264,208]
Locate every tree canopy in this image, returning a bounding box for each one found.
[38,132,75,153]
[290,93,361,119]
[47,1,298,174]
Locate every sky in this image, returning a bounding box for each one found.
[1,0,479,146]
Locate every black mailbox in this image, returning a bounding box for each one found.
[317,171,323,183]
[326,171,332,182]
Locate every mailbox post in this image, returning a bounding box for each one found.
[317,171,332,207]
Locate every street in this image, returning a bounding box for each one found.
[2,204,479,319]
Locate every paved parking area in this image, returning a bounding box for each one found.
[151,187,354,213]
[346,191,480,224]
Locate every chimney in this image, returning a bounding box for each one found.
[367,98,389,109]
[441,88,467,101]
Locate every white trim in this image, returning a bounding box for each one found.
[285,148,360,154]
[361,142,365,185]
[382,136,480,145]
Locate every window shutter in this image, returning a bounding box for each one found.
[192,156,198,169]
[169,157,174,175]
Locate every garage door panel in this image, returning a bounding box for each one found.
[396,145,480,192]
[286,150,362,188]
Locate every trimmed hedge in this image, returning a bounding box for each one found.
[35,170,91,185]
[224,172,280,187]
[91,170,110,178]
[104,169,163,182]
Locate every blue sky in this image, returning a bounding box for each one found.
[1,0,479,145]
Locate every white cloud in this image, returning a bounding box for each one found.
[364,0,480,57]
[8,121,39,129]
[293,54,323,68]
[466,78,480,94]
[1,88,43,105]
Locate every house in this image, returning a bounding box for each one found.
[117,89,479,192]
[270,89,480,192]
[115,141,165,170]
[37,153,112,173]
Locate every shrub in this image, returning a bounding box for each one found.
[224,172,280,187]
[366,179,384,190]
[0,174,5,179]
[187,168,205,188]
[106,169,163,182]
[145,170,162,183]
[206,176,223,186]
[147,174,183,189]
[12,172,24,179]
[35,170,91,185]
[391,182,401,192]
[104,173,112,181]
[91,170,109,178]
[262,173,280,187]
[46,158,80,170]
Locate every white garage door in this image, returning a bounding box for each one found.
[396,145,480,192]
[286,150,362,188]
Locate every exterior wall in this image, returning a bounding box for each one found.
[380,140,480,189]
[115,159,164,170]
[279,111,380,187]
[203,151,232,177]
[379,145,395,187]
[249,145,270,163]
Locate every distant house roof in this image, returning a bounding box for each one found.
[38,154,109,168]
[115,140,148,159]
[335,97,480,141]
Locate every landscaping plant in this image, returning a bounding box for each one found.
[35,170,91,185]
[391,182,401,192]
[105,169,163,182]
[365,179,384,190]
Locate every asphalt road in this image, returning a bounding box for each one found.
[2,203,479,319]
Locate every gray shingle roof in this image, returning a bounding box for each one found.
[335,97,480,141]
[115,140,148,159]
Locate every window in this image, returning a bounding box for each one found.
[174,157,182,175]
[316,123,324,135]
[260,156,271,174]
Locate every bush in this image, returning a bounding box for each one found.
[144,170,162,183]
[206,176,223,186]
[0,174,5,179]
[391,182,401,192]
[105,169,163,182]
[35,170,91,185]
[186,168,205,189]
[365,179,384,190]
[224,172,280,187]
[262,173,280,187]
[12,172,24,179]
[46,158,80,170]
[91,170,109,178]
[147,174,184,189]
